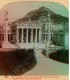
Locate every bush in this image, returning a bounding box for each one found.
[49,49,69,64]
[0,49,37,75]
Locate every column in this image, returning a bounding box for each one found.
[45,34,46,42]
[35,29,37,43]
[39,29,41,43]
[12,34,15,41]
[21,29,24,43]
[1,34,2,41]
[31,29,33,43]
[4,34,5,41]
[2,34,4,41]
[5,18,8,42]
[16,28,19,46]
[26,29,28,43]
[10,34,12,42]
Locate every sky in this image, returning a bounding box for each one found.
[0,0,69,25]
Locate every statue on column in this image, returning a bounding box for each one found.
[2,10,15,48]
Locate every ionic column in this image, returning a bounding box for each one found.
[1,34,2,41]
[12,34,15,41]
[35,29,37,43]
[31,29,33,43]
[10,34,11,42]
[39,29,41,43]
[4,34,5,41]
[26,29,28,43]
[45,34,46,42]
[21,29,23,43]
[16,28,19,46]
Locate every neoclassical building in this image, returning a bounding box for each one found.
[9,18,66,48]
[0,7,68,49]
[0,17,68,49]
[11,20,42,48]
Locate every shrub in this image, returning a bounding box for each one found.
[0,49,37,75]
[49,49,69,64]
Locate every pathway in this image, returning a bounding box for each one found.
[23,49,69,75]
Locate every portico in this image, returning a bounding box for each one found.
[16,21,42,48]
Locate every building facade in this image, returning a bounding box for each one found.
[0,18,68,48]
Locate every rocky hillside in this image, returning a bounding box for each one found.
[16,6,68,24]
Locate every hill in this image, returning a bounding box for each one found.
[15,6,68,24]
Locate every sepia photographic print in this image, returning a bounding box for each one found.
[0,0,69,80]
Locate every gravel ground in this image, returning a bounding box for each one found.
[23,49,69,76]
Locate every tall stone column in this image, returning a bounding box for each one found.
[45,34,46,42]
[1,34,2,41]
[2,10,15,48]
[31,29,33,43]
[26,29,28,43]
[12,34,15,41]
[9,34,11,42]
[16,28,19,46]
[21,29,23,43]
[39,29,41,43]
[35,29,37,43]
[4,34,5,41]
[5,18,8,42]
